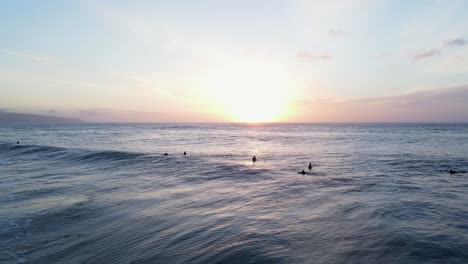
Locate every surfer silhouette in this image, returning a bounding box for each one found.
[16,141,20,144]
[308,163,312,170]
[163,153,168,156]
[184,151,186,155]
[450,169,466,174]
[300,170,306,175]
[252,156,257,162]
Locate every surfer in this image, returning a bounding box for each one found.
[300,170,306,175]
[184,151,186,155]
[450,169,466,174]
[252,156,257,162]
[163,153,168,156]
[308,163,312,170]
[17,141,20,144]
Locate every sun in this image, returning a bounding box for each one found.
[204,61,294,123]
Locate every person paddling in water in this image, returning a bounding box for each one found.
[450,169,466,174]
[300,170,306,175]
[252,156,257,162]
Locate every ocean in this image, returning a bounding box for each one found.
[1,123,467,264]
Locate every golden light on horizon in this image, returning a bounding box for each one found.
[203,61,295,123]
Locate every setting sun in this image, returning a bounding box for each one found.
[204,61,295,123]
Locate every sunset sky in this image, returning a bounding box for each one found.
[1,0,468,122]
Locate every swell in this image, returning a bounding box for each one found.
[0,142,277,184]
[0,142,149,165]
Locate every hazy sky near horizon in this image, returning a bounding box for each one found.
[1,0,468,122]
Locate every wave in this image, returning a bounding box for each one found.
[0,142,150,165]
[0,142,276,183]
[3,143,65,155]
[72,150,146,163]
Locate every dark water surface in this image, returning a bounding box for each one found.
[1,123,467,263]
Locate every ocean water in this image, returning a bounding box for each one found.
[1,123,468,264]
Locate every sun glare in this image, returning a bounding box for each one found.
[204,62,294,123]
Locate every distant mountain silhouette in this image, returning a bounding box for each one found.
[0,111,83,124]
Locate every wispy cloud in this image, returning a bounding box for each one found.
[79,109,100,116]
[410,37,465,62]
[297,52,333,60]
[104,71,175,97]
[1,49,55,63]
[445,38,466,47]
[71,108,223,123]
[294,84,468,122]
[328,29,349,37]
[413,49,440,60]
[88,0,179,52]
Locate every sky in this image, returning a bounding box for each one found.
[1,0,468,122]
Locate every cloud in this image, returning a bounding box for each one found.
[1,49,55,62]
[297,52,333,60]
[328,29,349,37]
[79,109,100,116]
[88,0,182,52]
[9,85,468,123]
[71,108,223,123]
[103,71,174,97]
[445,38,466,47]
[410,38,465,62]
[412,49,440,60]
[293,84,468,122]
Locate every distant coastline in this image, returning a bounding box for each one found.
[1,110,467,125]
[0,111,83,124]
